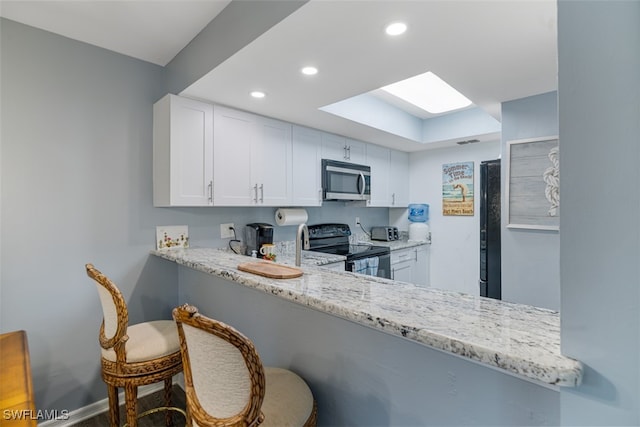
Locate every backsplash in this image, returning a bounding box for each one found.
[168,202,391,250]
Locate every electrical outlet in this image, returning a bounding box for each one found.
[220,223,234,239]
[355,217,360,226]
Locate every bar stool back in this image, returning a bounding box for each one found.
[173,304,317,427]
[86,263,183,427]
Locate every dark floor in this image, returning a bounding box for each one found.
[69,385,187,427]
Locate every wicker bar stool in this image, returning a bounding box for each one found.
[172,304,317,427]
[86,264,183,427]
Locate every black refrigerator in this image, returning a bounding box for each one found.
[479,159,501,299]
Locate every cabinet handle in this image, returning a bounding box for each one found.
[208,181,213,204]
[253,184,258,203]
[259,184,264,203]
[346,145,351,160]
[392,193,396,205]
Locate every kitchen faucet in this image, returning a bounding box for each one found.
[296,223,310,267]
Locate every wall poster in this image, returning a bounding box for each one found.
[506,136,559,230]
[442,161,474,216]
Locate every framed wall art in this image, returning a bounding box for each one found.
[442,161,474,216]
[505,136,559,230]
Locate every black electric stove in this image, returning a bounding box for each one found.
[307,223,391,278]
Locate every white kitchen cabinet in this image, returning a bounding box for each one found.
[213,105,292,206]
[292,125,322,206]
[366,144,391,207]
[366,145,409,207]
[345,138,366,164]
[390,245,430,286]
[212,106,254,205]
[153,94,214,207]
[322,133,366,163]
[391,247,415,283]
[254,116,292,205]
[413,245,430,287]
[389,149,410,207]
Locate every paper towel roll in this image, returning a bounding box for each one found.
[275,208,308,226]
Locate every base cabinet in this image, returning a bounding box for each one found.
[413,245,430,287]
[390,246,430,286]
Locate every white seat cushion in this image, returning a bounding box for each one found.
[101,320,180,363]
[193,366,314,427]
[261,367,314,426]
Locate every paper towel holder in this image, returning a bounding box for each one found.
[274,208,308,226]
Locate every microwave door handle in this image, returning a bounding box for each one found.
[358,172,365,196]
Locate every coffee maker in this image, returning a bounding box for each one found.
[245,223,274,257]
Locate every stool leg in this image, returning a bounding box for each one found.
[124,383,138,427]
[164,378,174,426]
[107,385,119,427]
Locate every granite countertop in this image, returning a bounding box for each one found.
[152,247,582,387]
[361,238,430,251]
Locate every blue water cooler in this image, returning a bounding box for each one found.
[408,204,430,242]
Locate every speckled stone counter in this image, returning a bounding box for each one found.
[152,247,582,387]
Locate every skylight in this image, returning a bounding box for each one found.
[380,71,472,114]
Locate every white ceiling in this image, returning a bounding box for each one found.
[0,0,558,152]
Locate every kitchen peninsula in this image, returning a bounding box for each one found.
[153,247,582,425]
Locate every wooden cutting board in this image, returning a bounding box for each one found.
[237,261,303,279]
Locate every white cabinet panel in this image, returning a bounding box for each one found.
[366,144,391,207]
[389,150,410,207]
[321,132,348,161]
[390,246,430,286]
[413,245,430,287]
[213,106,255,205]
[254,116,292,206]
[292,126,322,206]
[345,138,366,164]
[153,94,213,206]
[366,145,409,207]
[213,105,292,206]
[322,133,366,163]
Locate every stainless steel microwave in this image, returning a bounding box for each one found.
[322,159,371,201]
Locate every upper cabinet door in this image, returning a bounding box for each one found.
[321,132,348,161]
[292,126,322,206]
[153,94,213,207]
[253,116,292,206]
[345,138,366,164]
[389,150,410,207]
[212,106,255,206]
[366,143,391,207]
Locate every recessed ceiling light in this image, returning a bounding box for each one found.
[381,71,472,114]
[301,66,318,76]
[385,22,407,36]
[250,91,266,99]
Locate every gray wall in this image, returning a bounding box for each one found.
[558,1,640,424]
[0,18,386,414]
[501,92,560,310]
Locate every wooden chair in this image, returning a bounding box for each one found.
[86,263,183,427]
[172,304,317,427]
